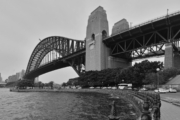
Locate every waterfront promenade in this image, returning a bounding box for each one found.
[10,88,180,120]
[161,101,180,120]
[160,92,180,120]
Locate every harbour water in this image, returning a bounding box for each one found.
[0,88,136,120]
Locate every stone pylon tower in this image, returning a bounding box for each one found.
[85,6,109,71]
[164,43,180,69]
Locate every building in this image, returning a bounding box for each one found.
[34,76,39,83]
[16,72,21,79]
[0,73,2,82]
[19,69,25,79]
[6,69,25,83]
[8,75,18,82]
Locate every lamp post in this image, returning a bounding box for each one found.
[156,68,160,89]
[122,79,124,83]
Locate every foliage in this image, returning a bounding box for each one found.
[16,79,54,89]
[76,68,122,88]
[144,67,179,86]
[5,81,18,87]
[48,81,54,89]
[62,82,67,87]
[145,73,157,85]
[17,79,34,88]
[161,67,179,83]
[64,60,165,88]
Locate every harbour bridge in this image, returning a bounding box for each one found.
[24,6,180,80]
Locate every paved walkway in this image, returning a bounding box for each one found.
[160,92,180,120]
[161,101,180,120]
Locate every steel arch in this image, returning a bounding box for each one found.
[25,36,85,78]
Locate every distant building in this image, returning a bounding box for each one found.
[34,76,39,83]
[5,79,8,83]
[19,69,25,79]
[16,72,20,79]
[6,69,25,83]
[0,73,2,82]
[8,75,18,82]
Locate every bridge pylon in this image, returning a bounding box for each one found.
[165,42,180,69]
[85,6,131,71]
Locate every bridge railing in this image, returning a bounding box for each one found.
[109,10,180,38]
[108,90,161,120]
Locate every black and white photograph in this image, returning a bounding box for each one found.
[0,0,180,120]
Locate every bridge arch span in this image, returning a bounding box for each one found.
[24,36,85,79]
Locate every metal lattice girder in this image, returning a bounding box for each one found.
[67,54,85,75]
[25,36,85,76]
[103,11,180,60]
[131,43,165,59]
[109,25,180,60]
[111,30,169,56]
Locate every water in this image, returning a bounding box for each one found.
[0,88,136,120]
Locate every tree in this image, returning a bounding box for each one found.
[62,82,67,87]
[17,79,34,89]
[48,81,54,89]
[161,67,178,83]
[145,72,157,85]
[133,60,163,87]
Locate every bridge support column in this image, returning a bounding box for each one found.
[85,6,131,71]
[164,42,180,69]
[85,6,109,71]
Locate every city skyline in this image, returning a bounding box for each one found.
[0,0,180,84]
[5,69,25,83]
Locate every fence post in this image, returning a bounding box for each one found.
[141,98,151,120]
[152,97,160,120]
[156,94,161,119]
[108,101,120,120]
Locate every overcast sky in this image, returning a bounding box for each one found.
[0,0,180,84]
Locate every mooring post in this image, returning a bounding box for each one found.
[152,97,161,120]
[156,93,161,119]
[140,98,151,120]
[108,101,120,120]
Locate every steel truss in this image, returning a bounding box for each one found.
[25,36,85,77]
[110,25,180,60]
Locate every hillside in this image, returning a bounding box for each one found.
[166,75,180,85]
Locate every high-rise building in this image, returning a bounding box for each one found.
[20,70,25,79]
[16,72,21,80]
[0,73,2,82]
[8,75,18,82]
[6,69,25,83]
[34,76,39,83]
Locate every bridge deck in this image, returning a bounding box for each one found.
[104,11,180,45]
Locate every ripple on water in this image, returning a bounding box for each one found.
[0,89,136,120]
